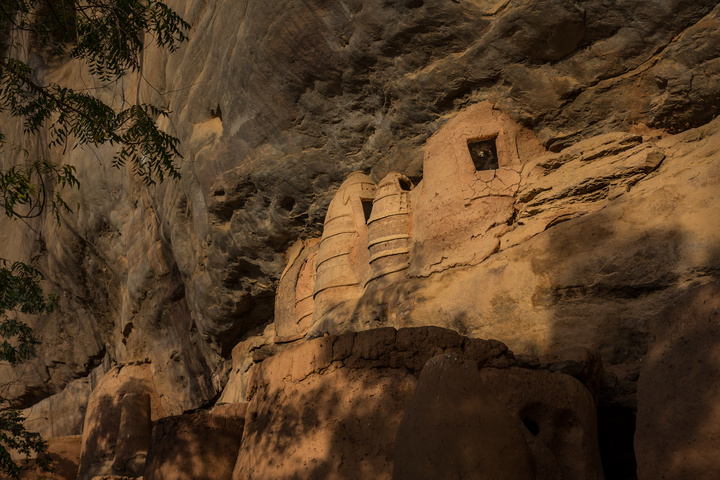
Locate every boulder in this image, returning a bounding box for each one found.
[76,365,165,480]
[394,357,603,480]
[111,393,152,477]
[144,411,245,480]
[393,356,535,480]
[480,367,604,479]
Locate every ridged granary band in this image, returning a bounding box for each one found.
[315,256,359,293]
[369,247,411,264]
[321,216,357,234]
[295,266,315,304]
[369,239,408,256]
[316,252,354,276]
[367,233,411,248]
[316,251,353,272]
[314,267,361,295]
[368,194,409,221]
[367,208,409,225]
[371,191,410,205]
[316,235,357,267]
[365,263,411,284]
[322,214,357,230]
[368,217,411,243]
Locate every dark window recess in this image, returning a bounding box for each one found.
[468,137,499,171]
[362,199,374,223]
[399,178,413,191]
[522,417,540,436]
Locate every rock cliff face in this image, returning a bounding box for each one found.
[2,1,720,479]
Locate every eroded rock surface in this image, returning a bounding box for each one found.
[76,365,165,480]
[393,357,536,480]
[0,1,717,478]
[144,411,245,480]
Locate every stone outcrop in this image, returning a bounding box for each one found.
[393,357,537,480]
[233,327,602,479]
[20,364,107,441]
[144,411,245,480]
[268,102,720,420]
[76,365,165,480]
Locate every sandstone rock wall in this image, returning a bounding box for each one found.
[0,1,718,479]
[635,279,720,480]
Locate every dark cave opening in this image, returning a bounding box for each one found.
[597,405,638,480]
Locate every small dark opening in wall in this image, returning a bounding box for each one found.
[210,103,222,120]
[468,137,499,171]
[278,195,296,213]
[399,178,413,191]
[598,405,638,480]
[522,417,540,436]
[361,199,373,223]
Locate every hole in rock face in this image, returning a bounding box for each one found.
[399,178,413,191]
[278,195,296,213]
[210,103,222,120]
[597,405,638,480]
[468,137,499,171]
[522,417,540,436]
[362,199,374,223]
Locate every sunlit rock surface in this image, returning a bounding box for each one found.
[1,1,719,479]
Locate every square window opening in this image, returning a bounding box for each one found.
[468,137,499,171]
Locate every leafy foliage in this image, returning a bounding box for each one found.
[0,155,78,221]
[0,1,189,189]
[0,260,57,478]
[0,1,189,477]
[0,260,57,363]
[0,407,52,478]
